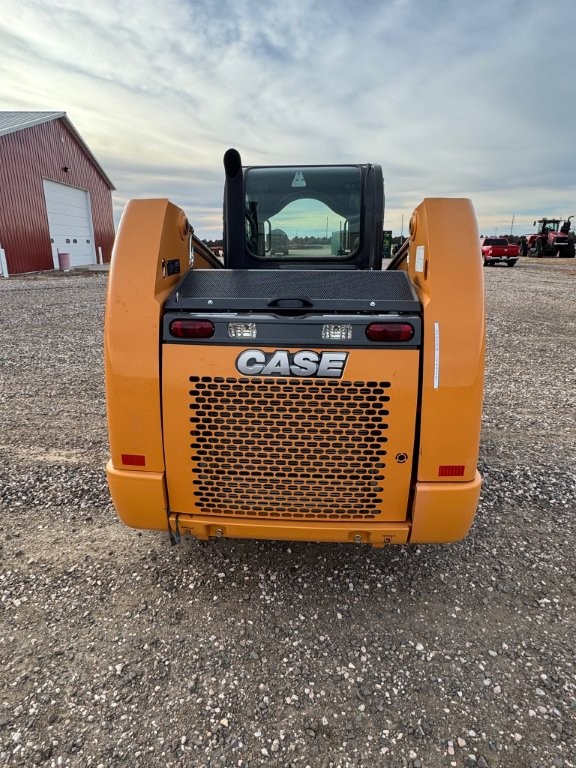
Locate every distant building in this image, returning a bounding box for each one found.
[0,111,115,275]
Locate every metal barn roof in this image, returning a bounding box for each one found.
[0,111,115,190]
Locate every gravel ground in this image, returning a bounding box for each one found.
[0,259,574,768]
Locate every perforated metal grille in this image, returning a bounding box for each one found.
[188,377,391,520]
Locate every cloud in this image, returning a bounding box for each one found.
[1,0,575,237]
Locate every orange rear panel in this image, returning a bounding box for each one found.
[162,345,419,523]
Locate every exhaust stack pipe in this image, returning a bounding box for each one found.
[224,148,242,180]
[223,149,244,266]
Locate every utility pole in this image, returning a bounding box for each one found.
[510,213,515,236]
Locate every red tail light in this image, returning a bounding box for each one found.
[170,319,215,338]
[365,322,414,342]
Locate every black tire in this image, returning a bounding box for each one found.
[536,239,543,257]
[483,259,488,267]
[506,261,516,268]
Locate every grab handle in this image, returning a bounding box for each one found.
[267,296,314,309]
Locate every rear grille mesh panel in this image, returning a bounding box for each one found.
[189,377,391,520]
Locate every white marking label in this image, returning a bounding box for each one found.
[415,245,425,273]
[291,171,306,188]
[434,321,440,389]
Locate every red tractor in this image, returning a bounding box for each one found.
[523,216,575,258]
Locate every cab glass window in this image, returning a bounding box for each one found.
[244,166,362,259]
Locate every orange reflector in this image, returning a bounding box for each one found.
[121,454,146,467]
[439,465,465,477]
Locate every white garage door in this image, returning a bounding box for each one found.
[43,180,96,268]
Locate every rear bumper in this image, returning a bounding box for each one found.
[107,461,482,546]
[484,256,518,264]
[170,515,410,546]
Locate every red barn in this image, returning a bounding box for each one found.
[0,111,115,275]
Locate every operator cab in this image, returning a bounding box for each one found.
[223,148,384,270]
[535,218,560,235]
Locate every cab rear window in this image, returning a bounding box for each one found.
[483,238,508,246]
[244,166,362,260]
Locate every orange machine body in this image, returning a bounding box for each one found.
[105,197,484,546]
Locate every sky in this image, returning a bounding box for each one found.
[1,0,575,240]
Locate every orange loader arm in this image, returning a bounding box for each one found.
[105,200,208,530]
[396,199,485,542]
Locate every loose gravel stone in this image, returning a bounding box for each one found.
[0,261,574,767]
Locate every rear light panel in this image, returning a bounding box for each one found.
[164,314,420,347]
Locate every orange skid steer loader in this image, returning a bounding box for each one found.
[104,149,484,547]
